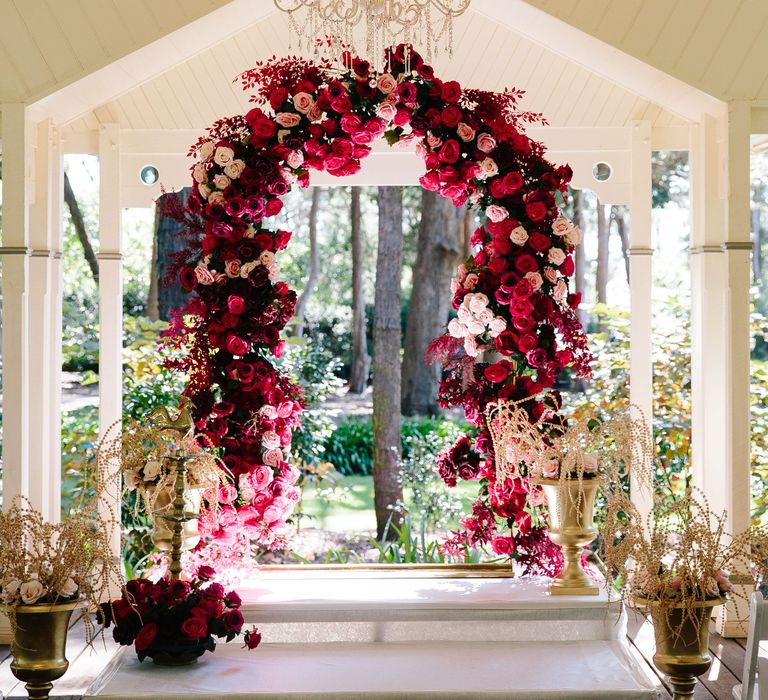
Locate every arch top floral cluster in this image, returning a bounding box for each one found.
[168,45,592,564]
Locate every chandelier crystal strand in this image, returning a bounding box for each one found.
[273,0,470,66]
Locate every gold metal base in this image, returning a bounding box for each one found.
[548,582,600,596]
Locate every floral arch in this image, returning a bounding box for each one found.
[166,46,592,574]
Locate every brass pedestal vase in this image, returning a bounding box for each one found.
[641,598,722,700]
[7,601,81,700]
[148,485,202,551]
[537,478,601,595]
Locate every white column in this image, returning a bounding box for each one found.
[98,123,123,553]
[0,104,31,511]
[27,119,62,521]
[628,120,654,519]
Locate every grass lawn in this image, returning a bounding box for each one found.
[298,475,480,532]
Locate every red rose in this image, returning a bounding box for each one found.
[251,117,277,142]
[419,171,440,191]
[169,579,190,599]
[513,279,533,299]
[228,295,246,315]
[509,298,533,317]
[438,139,460,164]
[180,267,197,291]
[494,331,519,355]
[526,348,548,368]
[488,257,509,275]
[484,362,510,383]
[514,254,538,274]
[134,623,157,651]
[488,177,507,199]
[269,87,289,111]
[492,536,515,556]
[396,82,417,103]
[224,591,242,608]
[441,80,462,103]
[502,171,524,192]
[527,232,551,253]
[441,105,462,128]
[226,334,250,356]
[526,201,547,222]
[265,198,283,216]
[223,608,244,632]
[561,255,575,276]
[518,332,538,353]
[513,315,535,332]
[244,628,262,650]
[181,616,208,641]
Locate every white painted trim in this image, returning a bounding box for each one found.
[28,1,279,126]
[474,0,723,122]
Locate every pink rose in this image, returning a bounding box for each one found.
[293,92,314,114]
[491,536,515,556]
[486,205,509,223]
[262,431,281,449]
[286,150,304,169]
[543,266,558,283]
[213,173,230,190]
[478,157,498,179]
[225,260,241,278]
[224,159,245,179]
[262,448,283,467]
[218,483,238,504]
[565,227,582,246]
[541,459,559,479]
[476,133,496,153]
[456,122,475,142]
[510,226,529,246]
[275,112,301,128]
[552,217,572,236]
[524,271,543,291]
[226,334,249,356]
[377,73,397,94]
[376,103,397,122]
[250,465,274,492]
[195,265,216,285]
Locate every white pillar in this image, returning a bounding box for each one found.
[628,120,654,519]
[0,104,31,511]
[691,104,753,636]
[98,123,123,553]
[27,119,63,521]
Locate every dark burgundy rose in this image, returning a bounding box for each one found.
[441,80,462,103]
[518,332,538,353]
[181,617,208,641]
[223,608,244,632]
[180,267,197,291]
[514,254,539,274]
[112,614,142,645]
[502,171,524,192]
[248,266,269,288]
[269,87,289,111]
[493,330,518,355]
[396,82,417,103]
[441,105,463,128]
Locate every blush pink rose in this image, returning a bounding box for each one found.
[275,113,301,128]
[225,260,241,278]
[548,247,566,266]
[377,73,397,94]
[293,92,314,114]
[456,122,475,142]
[195,265,216,285]
[262,448,283,467]
[262,431,280,449]
[476,133,496,153]
[486,205,509,223]
[214,145,234,167]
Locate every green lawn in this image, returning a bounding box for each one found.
[298,475,479,532]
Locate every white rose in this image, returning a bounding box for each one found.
[192,163,207,184]
[20,579,46,604]
[198,141,215,162]
[488,317,507,337]
[468,293,489,314]
[58,578,78,598]
[463,336,481,358]
[564,226,582,246]
[213,173,231,190]
[477,308,494,325]
[466,319,486,335]
[448,318,468,338]
[548,247,566,266]
[224,159,246,179]
[214,145,235,167]
[510,226,529,246]
[143,460,162,481]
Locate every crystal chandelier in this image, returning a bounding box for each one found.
[273,0,471,67]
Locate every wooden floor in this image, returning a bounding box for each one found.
[627,609,746,700]
[0,615,748,699]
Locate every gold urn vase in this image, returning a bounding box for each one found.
[148,486,202,551]
[6,601,81,700]
[640,597,723,700]
[537,478,601,595]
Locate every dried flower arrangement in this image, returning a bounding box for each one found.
[0,496,123,638]
[487,399,652,486]
[600,488,768,625]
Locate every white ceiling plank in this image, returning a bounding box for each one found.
[2,1,52,93]
[20,0,82,83]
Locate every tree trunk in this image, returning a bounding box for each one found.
[349,186,371,393]
[612,205,630,285]
[573,190,586,324]
[293,188,321,338]
[373,186,404,541]
[147,204,160,321]
[596,199,609,304]
[461,206,473,262]
[155,189,194,320]
[402,190,461,415]
[63,172,99,284]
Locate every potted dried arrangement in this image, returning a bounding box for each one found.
[488,400,650,594]
[98,403,229,552]
[0,497,123,700]
[104,565,261,666]
[600,489,768,699]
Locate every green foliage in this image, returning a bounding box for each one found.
[368,518,446,564]
[751,312,768,525]
[323,414,467,476]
